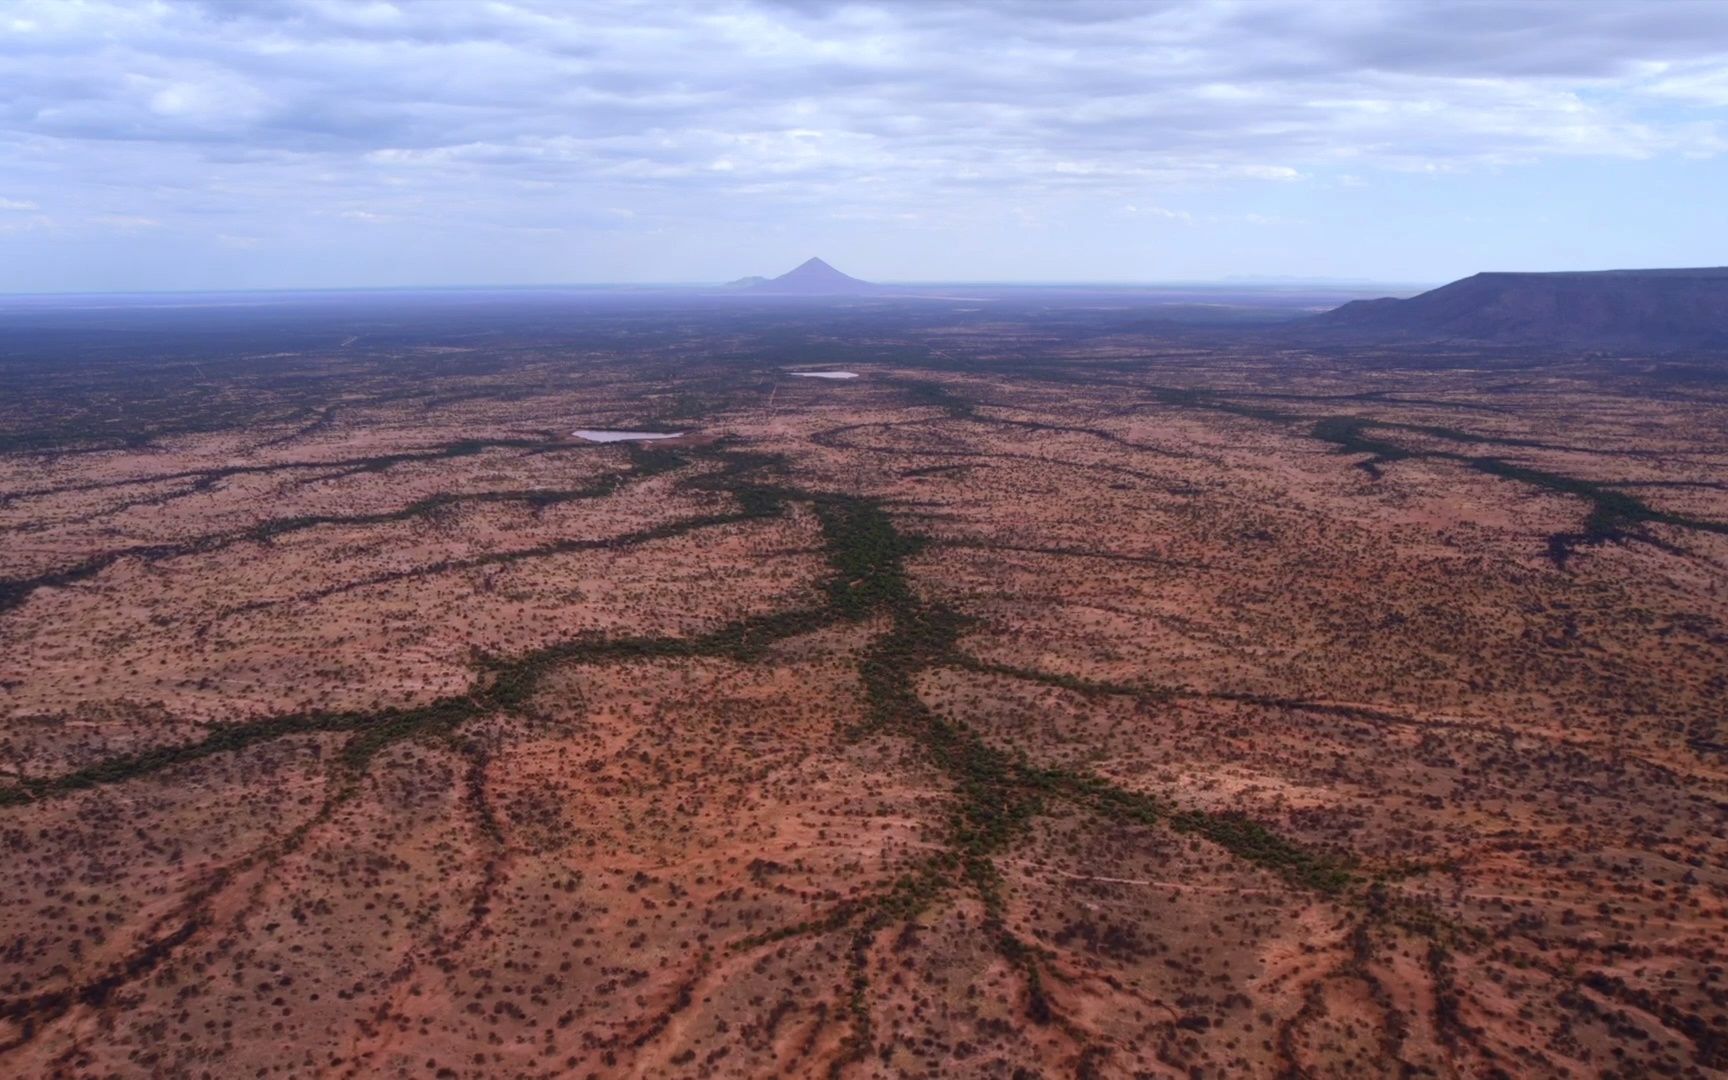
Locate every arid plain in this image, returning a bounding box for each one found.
[1,296,1725,1078]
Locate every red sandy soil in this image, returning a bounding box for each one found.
[2,334,1725,1078]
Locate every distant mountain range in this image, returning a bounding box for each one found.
[728,257,879,295]
[718,261,1728,349]
[1307,267,1728,348]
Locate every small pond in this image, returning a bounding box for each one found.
[571,429,685,443]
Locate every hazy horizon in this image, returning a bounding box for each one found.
[3,0,1727,292]
[0,268,1446,300]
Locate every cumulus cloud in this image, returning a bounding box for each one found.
[0,0,1723,285]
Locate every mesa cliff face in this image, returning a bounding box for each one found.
[1308,267,1728,347]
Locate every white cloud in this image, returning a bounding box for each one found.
[1645,63,1728,108]
[1124,204,1194,223]
[91,214,161,230]
[0,213,50,233]
[0,0,1719,197]
[0,0,1724,284]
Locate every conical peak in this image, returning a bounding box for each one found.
[749,256,878,294]
[782,257,848,279]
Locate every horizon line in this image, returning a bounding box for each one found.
[0,277,1438,301]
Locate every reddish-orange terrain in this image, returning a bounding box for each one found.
[1,298,1725,1078]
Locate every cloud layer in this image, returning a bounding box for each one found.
[2,0,1725,287]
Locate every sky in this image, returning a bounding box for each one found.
[2,0,1727,292]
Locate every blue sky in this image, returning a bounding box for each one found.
[1,0,1726,291]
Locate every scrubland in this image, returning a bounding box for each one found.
[1,302,1725,1077]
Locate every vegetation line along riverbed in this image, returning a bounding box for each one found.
[0,436,1440,1073]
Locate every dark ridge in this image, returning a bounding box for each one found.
[1304,267,1728,349]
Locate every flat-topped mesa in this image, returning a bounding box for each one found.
[743,257,880,295]
[1305,266,1728,348]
